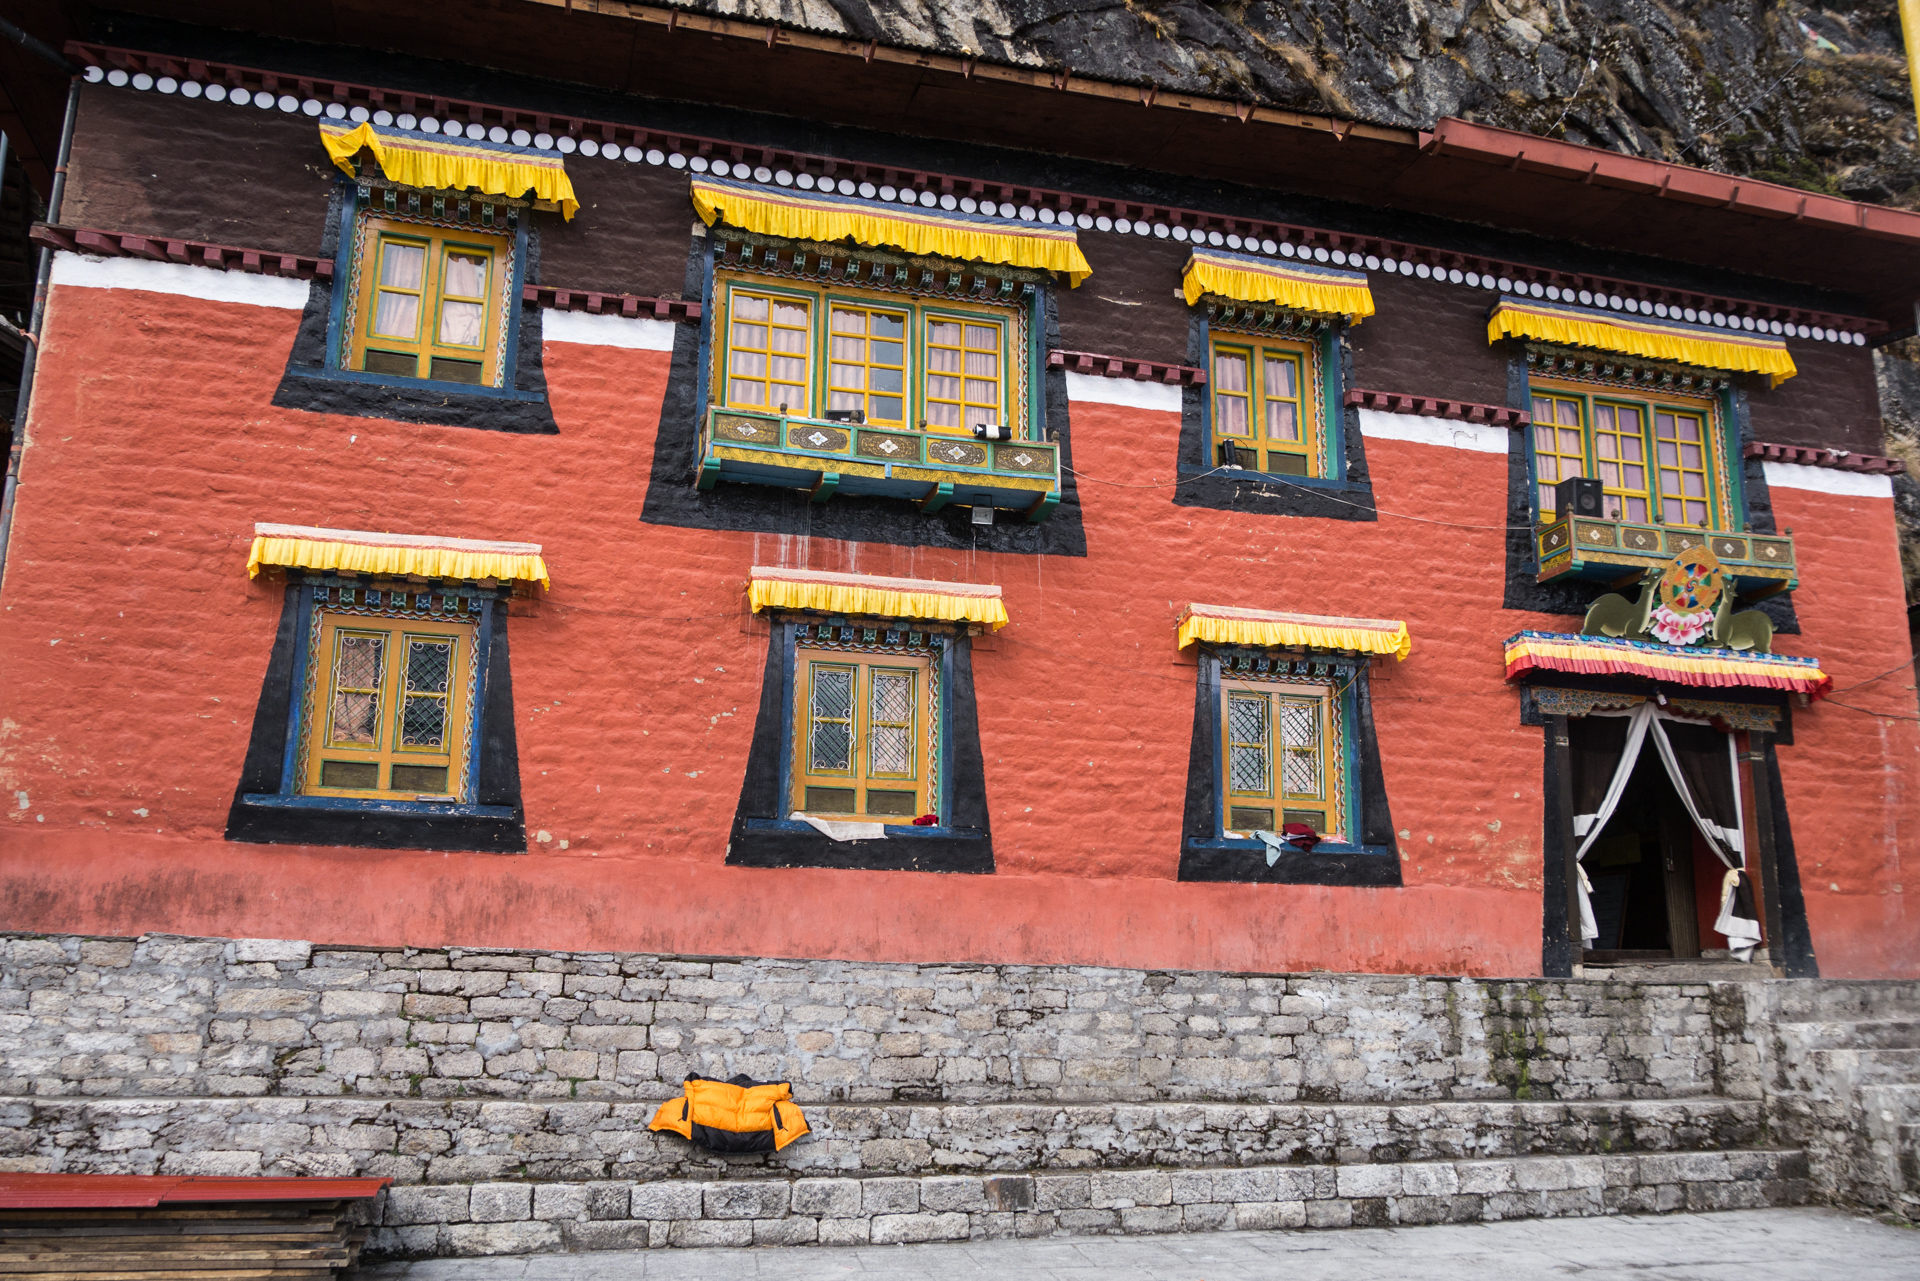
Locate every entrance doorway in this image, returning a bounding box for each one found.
[1566,706,1760,965]
[1580,748,1701,959]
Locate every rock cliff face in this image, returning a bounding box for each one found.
[700,0,1917,207]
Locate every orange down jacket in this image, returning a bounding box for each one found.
[648,1074,811,1153]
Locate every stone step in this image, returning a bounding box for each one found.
[1795,1047,1920,1090]
[362,1147,1811,1257]
[1770,981,1920,1024]
[1,1094,1765,1183]
[1776,1019,1920,1053]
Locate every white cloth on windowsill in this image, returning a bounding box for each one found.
[792,812,888,842]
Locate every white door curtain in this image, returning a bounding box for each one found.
[1569,702,1763,960]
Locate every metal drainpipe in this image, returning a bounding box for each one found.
[0,77,82,598]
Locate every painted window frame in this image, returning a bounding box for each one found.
[247,578,513,820]
[791,645,937,820]
[705,261,1039,442]
[750,618,965,837]
[1199,314,1344,485]
[351,217,510,385]
[321,182,535,401]
[1220,677,1346,841]
[1206,332,1320,477]
[1525,375,1738,531]
[1191,648,1383,857]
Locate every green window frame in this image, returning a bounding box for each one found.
[1528,380,1730,530]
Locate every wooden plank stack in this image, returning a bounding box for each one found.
[0,1176,389,1280]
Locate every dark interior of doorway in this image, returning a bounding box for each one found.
[1583,749,1702,961]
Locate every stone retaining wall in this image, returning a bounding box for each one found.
[0,934,1755,1107]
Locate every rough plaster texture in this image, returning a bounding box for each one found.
[0,276,1912,977]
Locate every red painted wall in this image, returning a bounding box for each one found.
[0,276,1913,978]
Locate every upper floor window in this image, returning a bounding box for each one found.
[353,216,510,386]
[715,272,1024,435]
[1209,334,1316,477]
[1529,380,1728,530]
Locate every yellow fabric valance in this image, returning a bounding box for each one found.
[247,523,551,589]
[691,176,1090,287]
[1487,297,1797,385]
[748,567,1008,631]
[1178,604,1410,661]
[320,121,578,220]
[1182,248,1375,322]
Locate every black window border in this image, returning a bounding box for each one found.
[726,616,994,873]
[270,183,558,434]
[225,572,528,852]
[1499,346,1801,634]
[1177,647,1401,886]
[1173,309,1378,521]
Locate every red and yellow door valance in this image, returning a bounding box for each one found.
[320,121,579,220]
[247,523,552,589]
[1487,297,1796,385]
[690,175,1091,286]
[1181,248,1375,323]
[748,566,1007,631]
[1177,604,1410,660]
[1503,630,1829,697]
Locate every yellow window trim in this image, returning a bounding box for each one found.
[714,269,1023,436]
[791,645,933,821]
[301,612,474,802]
[1207,332,1320,478]
[1528,377,1729,530]
[352,214,510,385]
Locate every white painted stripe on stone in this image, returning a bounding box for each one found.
[1358,408,1509,454]
[1762,461,1893,498]
[1065,372,1182,412]
[542,309,678,351]
[50,251,311,309]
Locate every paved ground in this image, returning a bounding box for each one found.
[355,1208,1919,1279]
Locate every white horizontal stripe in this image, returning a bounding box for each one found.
[254,522,542,555]
[1064,371,1182,412]
[541,309,678,351]
[51,251,309,309]
[1358,407,1509,454]
[1762,460,1893,498]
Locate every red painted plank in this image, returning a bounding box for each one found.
[0,1173,389,1208]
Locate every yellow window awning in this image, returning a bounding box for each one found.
[1181,248,1376,323]
[748,567,1008,631]
[247,523,551,589]
[1178,604,1410,661]
[1487,296,1797,385]
[691,175,1091,287]
[320,121,579,220]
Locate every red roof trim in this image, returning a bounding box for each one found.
[1744,440,1907,475]
[1424,120,1920,248]
[1343,388,1531,428]
[1047,349,1204,385]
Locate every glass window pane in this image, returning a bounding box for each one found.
[1214,351,1249,393]
[771,301,807,326]
[371,291,419,339]
[1267,401,1299,442]
[735,294,768,321]
[442,252,486,298]
[1557,400,1581,425]
[1279,697,1323,799]
[965,351,998,377]
[1216,396,1249,437]
[732,322,767,349]
[873,313,905,339]
[808,666,853,773]
[832,308,866,334]
[380,242,424,289]
[1264,356,1296,398]
[830,335,866,361]
[438,299,484,347]
[1227,695,1270,795]
[965,324,997,349]
[928,321,960,346]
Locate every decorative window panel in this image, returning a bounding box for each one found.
[1219,674,1346,840]
[712,267,1029,438]
[1206,331,1322,478]
[296,588,484,802]
[786,623,945,823]
[1527,374,1732,530]
[344,212,514,387]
